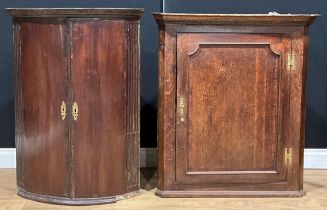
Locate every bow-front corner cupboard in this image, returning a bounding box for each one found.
[7,8,143,205]
[153,13,319,198]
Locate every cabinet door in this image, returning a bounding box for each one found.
[176,33,293,189]
[70,19,127,198]
[17,19,69,196]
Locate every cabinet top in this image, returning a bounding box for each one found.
[6,8,144,20]
[152,13,319,26]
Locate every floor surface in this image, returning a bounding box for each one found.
[0,168,326,210]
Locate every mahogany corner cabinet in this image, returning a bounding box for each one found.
[7,8,143,205]
[153,13,319,198]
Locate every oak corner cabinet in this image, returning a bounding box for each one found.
[153,13,319,198]
[7,8,143,205]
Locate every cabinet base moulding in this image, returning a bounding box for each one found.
[18,187,141,206]
[155,189,306,198]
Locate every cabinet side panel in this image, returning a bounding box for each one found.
[13,19,23,188]
[288,28,306,190]
[125,20,140,192]
[18,18,69,197]
[71,20,127,197]
[157,25,177,190]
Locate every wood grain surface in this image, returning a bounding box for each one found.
[10,9,142,204]
[16,18,69,197]
[175,33,290,187]
[154,13,318,197]
[70,19,127,198]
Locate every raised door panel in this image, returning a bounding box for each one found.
[17,19,69,196]
[70,19,127,198]
[176,33,292,188]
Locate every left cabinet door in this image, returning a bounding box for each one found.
[16,18,70,197]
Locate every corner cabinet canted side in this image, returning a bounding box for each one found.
[125,20,141,192]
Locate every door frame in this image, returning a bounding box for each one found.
[174,32,295,188]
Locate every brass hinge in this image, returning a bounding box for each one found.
[287,53,295,71]
[285,148,293,165]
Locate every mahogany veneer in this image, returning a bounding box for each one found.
[153,13,319,198]
[7,8,143,205]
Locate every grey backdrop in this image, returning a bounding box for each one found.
[0,0,326,148]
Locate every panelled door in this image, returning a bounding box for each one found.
[17,18,70,196]
[176,33,293,189]
[70,19,127,198]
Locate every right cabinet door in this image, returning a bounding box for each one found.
[176,33,294,190]
[70,19,127,198]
